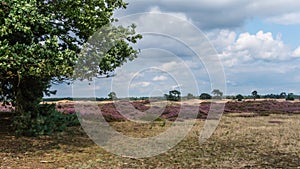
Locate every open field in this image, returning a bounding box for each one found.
[1,103,300,168]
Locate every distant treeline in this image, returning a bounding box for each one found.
[225,94,300,100]
[262,94,300,99]
[42,97,160,102]
[43,97,109,102]
[43,93,300,102]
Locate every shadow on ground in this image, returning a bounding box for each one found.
[0,112,95,155]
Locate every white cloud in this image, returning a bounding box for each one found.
[160,61,179,72]
[234,31,288,59]
[208,30,297,67]
[148,6,192,23]
[130,81,151,88]
[153,75,167,81]
[292,46,300,57]
[207,29,236,51]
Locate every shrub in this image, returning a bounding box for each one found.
[236,94,244,101]
[164,90,181,101]
[199,93,212,100]
[286,93,295,101]
[12,104,79,136]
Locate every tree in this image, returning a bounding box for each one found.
[252,90,258,100]
[108,92,117,100]
[236,94,244,101]
[280,92,287,99]
[286,93,295,101]
[211,89,223,99]
[0,0,141,135]
[186,93,194,100]
[199,93,212,100]
[165,90,181,101]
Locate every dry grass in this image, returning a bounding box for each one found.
[1,112,300,168]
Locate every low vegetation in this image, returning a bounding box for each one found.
[1,110,299,168]
[0,99,300,168]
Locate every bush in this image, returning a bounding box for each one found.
[286,93,295,101]
[165,90,181,101]
[236,94,244,101]
[12,104,79,136]
[199,93,212,100]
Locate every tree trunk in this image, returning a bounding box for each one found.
[12,77,54,136]
[14,77,44,115]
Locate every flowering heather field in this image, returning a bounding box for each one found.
[1,100,300,121]
[224,100,300,114]
[53,100,300,122]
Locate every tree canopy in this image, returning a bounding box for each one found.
[211,89,223,99]
[0,0,141,102]
[199,93,212,100]
[252,90,258,100]
[236,94,244,101]
[108,92,117,100]
[165,90,181,101]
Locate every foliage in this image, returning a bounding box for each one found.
[286,93,295,101]
[43,97,73,102]
[280,92,287,99]
[261,92,291,99]
[252,90,258,100]
[108,92,117,100]
[236,94,244,101]
[211,89,223,99]
[0,0,141,135]
[165,90,181,101]
[12,104,79,136]
[226,95,235,99]
[199,93,212,100]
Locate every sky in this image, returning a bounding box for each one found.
[51,0,300,98]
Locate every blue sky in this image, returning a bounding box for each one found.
[51,0,300,98]
[245,18,300,48]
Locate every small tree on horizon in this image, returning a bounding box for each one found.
[280,92,287,99]
[286,93,295,101]
[212,89,223,99]
[165,90,181,101]
[236,94,244,101]
[199,93,212,100]
[108,92,117,100]
[252,90,258,100]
